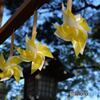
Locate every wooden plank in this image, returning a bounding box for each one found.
[0,0,49,44]
[0,0,4,27]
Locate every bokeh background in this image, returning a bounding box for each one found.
[0,0,100,100]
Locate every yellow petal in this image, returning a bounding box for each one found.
[75,14,90,31]
[16,47,35,62]
[80,19,90,32]
[72,30,87,57]
[7,56,22,65]
[0,69,13,81]
[0,72,9,81]
[54,24,70,41]
[6,69,14,77]
[62,24,78,40]
[0,73,4,78]
[54,24,77,41]
[54,24,65,40]
[63,9,77,28]
[77,29,88,54]
[0,53,6,69]
[31,53,45,74]
[37,43,53,58]
[12,66,22,82]
[26,35,35,50]
[26,35,37,57]
[72,40,81,57]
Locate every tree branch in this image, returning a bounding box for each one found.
[0,0,49,44]
[75,0,100,12]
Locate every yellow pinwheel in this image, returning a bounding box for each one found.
[54,0,90,57]
[0,54,23,82]
[17,35,53,74]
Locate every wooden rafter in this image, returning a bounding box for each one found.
[0,0,49,44]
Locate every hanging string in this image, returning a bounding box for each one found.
[9,32,14,57]
[67,0,72,11]
[32,11,38,40]
[62,3,65,11]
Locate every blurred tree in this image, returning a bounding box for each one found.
[0,0,100,99]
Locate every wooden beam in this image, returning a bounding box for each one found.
[0,0,4,27]
[0,0,49,44]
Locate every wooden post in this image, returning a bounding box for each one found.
[23,62,40,100]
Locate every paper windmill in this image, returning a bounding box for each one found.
[54,0,90,57]
[0,54,22,82]
[17,35,53,74]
